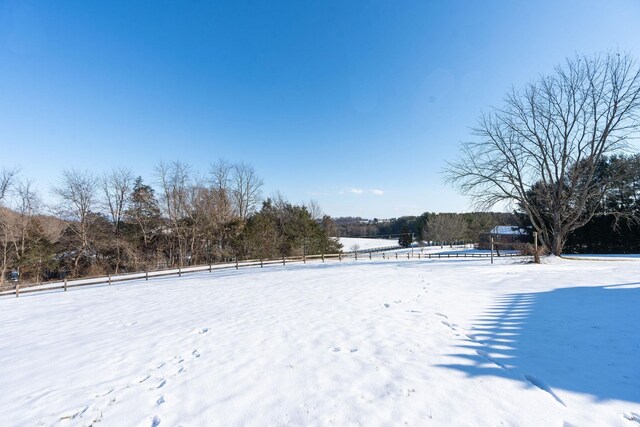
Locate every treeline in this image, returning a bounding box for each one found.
[563,154,640,254]
[336,212,519,245]
[0,161,340,285]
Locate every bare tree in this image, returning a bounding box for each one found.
[52,169,99,276]
[424,214,467,247]
[13,180,42,269]
[447,52,640,256]
[210,159,233,192]
[306,199,324,221]
[155,161,192,267]
[230,162,263,220]
[0,168,18,203]
[102,167,134,273]
[0,168,18,284]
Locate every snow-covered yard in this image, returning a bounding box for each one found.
[338,237,400,251]
[1,257,639,426]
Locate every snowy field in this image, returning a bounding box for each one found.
[1,257,639,426]
[338,237,400,251]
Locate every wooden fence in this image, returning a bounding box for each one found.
[1,249,525,298]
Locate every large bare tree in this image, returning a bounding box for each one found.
[230,162,263,221]
[155,161,192,267]
[52,169,99,275]
[102,167,134,272]
[447,53,640,256]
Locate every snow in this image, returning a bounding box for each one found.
[1,256,639,426]
[338,237,400,251]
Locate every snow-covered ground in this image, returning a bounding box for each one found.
[564,253,640,260]
[1,256,639,426]
[338,237,400,251]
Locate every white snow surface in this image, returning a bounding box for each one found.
[1,257,639,426]
[339,237,400,251]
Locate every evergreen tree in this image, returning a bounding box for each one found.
[398,225,412,247]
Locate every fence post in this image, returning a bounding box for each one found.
[236,257,239,270]
[355,252,358,261]
[395,253,398,260]
[145,270,149,281]
[383,253,385,259]
[407,253,410,259]
[282,256,285,266]
[64,277,68,291]
[303,254,306,264]
[108,274,112,285]
[178,266,182,277]
[339,253,342,261]
[322,254,324,263]
[260,258,263,268]
[490,237,494,265]
[15,283,19,298]
[369,252,372,260]
[209,262,212,272]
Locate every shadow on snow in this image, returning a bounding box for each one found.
[439,283,640,403]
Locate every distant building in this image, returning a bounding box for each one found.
[478,226,530,250]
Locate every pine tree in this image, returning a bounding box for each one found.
[398,225,412,248]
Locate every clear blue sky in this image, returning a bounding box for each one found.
[1,0,639,218]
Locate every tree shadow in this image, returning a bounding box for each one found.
[439,283,640,403]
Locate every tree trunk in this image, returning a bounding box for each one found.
[551,232,565,256]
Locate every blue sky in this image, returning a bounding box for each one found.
[1,1,639,218]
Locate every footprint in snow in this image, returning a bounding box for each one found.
[524,374,565,406]
[331,347,341,352]
[350,348,358,353]
[59,406,89,421]
[198,328,209,334]
[435,313,448,319]
[192,349,201,358]
[384,303,390,308]
[156,396,165,405]
[151,415,161,427]
[624,412,640,424]
[441,320,457,330]
[97,388,114,397]
[155,379,166,390]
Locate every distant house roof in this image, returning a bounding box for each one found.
[490,226,528,235]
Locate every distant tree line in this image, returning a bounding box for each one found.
[0,161,340,286]
[335,212,519,246]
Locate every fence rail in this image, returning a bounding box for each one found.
[1,249,526,298]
